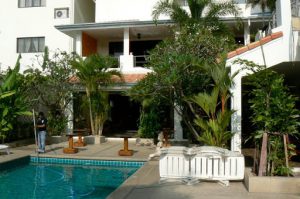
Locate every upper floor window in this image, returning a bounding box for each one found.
[18,0,46,8]
[17,37,45,53]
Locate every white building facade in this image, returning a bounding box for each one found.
[1,0,297,151]
[0,0,76,72]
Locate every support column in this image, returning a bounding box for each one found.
[231,74,242,153]
[75,31,82,56]
[244,19,251,45]
[123,27,130,56]
[276,0,292,61]
[120,27,134,70]
[174,106,183,141]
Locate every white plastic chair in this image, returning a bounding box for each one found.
[0,144,10,155]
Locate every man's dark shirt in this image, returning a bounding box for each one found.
[37,117,47,131]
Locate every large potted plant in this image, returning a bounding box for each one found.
[241,61,300,193]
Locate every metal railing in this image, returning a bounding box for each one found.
[292,0,300,17]
[112,56,120,68]
[134,55,148,67]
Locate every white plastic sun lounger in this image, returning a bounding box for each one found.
[0,144,10,155]
[159,146,190,182]
[189,146,245,186]
[159,146,244,186]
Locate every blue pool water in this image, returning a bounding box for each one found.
[0,157,143,199]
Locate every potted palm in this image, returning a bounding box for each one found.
[71,54,121,144]
[240,61,300,193]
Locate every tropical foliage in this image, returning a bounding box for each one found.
[71,54,121,136]
[130,25,235,143]
[239,60,299,176]
[191,58,238,147]
[153,0,239,36]
[247,0,276,12]
[138,99,162,139]
[24,47,76,135]
[0,56,32,142]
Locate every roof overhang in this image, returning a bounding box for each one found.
[55,14,271,38]
[55,20,174,38]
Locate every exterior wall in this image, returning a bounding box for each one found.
[0,0,73,72]
[95,0,168,22]
[94,0,265,23]
[228,36,285,152]
[74,0,95,24]
[227,0,294,152]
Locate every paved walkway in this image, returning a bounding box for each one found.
[0,141,299,199]
[108,160,300,199]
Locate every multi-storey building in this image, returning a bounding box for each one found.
[0,0,75,71]
[0,0,298,152]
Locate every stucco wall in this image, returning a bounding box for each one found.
[94,0,265,23]
[0,0,73,72]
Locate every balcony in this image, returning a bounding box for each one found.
[134,55,148,67]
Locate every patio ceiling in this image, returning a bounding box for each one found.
[83,25,172,40]
[55,20,174,40]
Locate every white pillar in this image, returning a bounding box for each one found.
[120,27,134,70]
[123,27,130,56]
[244,19,251,45]
[276,0,292,61]
[75,31,82,56]
[231,73,242,153]
[174,107,183,141]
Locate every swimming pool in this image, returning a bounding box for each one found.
[0,157,144,199]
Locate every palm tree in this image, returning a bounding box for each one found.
[247,0,276,13]
[208,58,239,114]
[152,0,239,33]
[247,0,276,67]
[191,87,234,147]
[71,54,121,136]
[247,0,276,31]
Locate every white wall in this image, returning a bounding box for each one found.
[94,0,266,23]
[0,0,73,72]
[95,0,167,22]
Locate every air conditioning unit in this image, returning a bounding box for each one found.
[54,8,69,19]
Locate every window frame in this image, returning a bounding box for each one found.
[18,0,46,8]
[17,37,45,53]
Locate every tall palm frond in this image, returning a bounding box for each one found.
[247,0,276,12]
[191,87,219,118]
[70,54,121,135]
[152,0,190,25]
[195,110,233,147]
[153,0,239,28]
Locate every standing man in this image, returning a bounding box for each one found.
[37,112,47,153]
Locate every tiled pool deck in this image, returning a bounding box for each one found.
[0,140,299,199]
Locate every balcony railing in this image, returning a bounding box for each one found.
[112,56,120,68]
[292,0,300,17]
[134,55,148,67]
